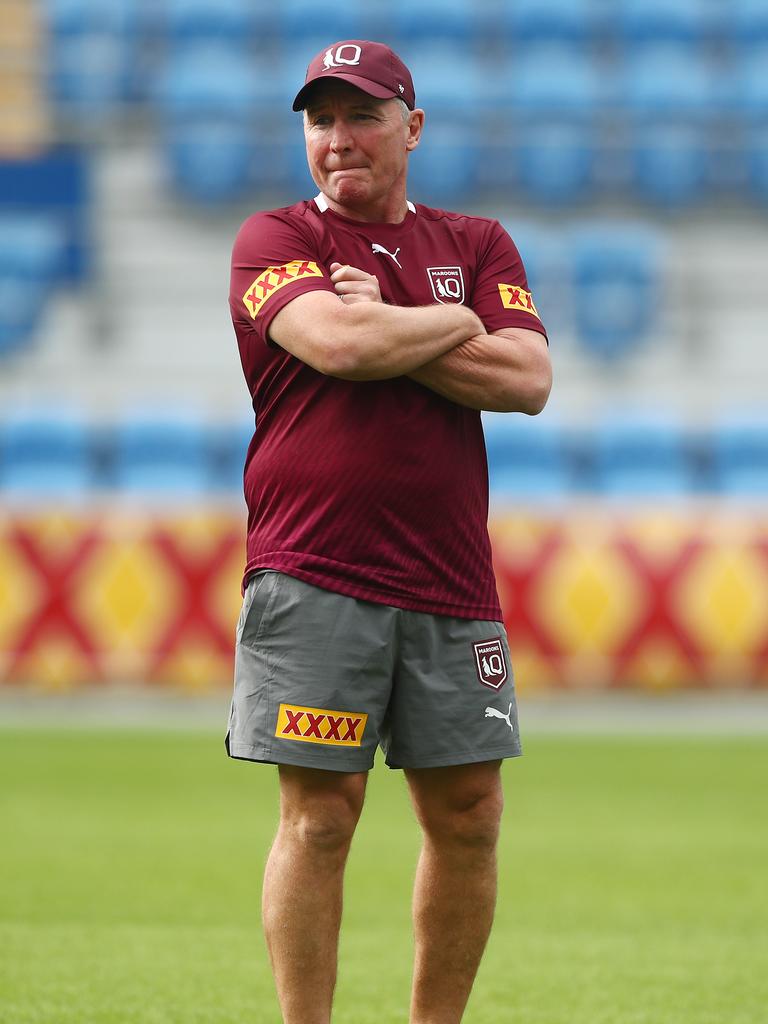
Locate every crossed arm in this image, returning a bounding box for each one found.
[268,262,552,414]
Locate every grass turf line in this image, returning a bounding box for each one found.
[1,730,766,1023]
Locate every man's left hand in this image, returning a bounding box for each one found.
[330,262,382,304]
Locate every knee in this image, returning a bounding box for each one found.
[280,778,365,854]
[418,786,504,851]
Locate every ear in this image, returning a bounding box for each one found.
[405,109,425,152]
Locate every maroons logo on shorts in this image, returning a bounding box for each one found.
[427,266,465,304]
[275,703,368,747]
[472,638,508,690]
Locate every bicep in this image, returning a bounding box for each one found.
[268,290,344,373]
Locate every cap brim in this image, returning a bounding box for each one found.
[292,73,398,111]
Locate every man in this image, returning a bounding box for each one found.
[226,39,551,1024]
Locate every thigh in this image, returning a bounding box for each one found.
[381,613,522,770]
[226,572,397,772]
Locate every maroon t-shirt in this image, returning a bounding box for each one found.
[229,195,546,619]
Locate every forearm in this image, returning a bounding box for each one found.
[408,332,551,413]
[329,301,483,380]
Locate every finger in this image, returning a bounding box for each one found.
[330,263,370,283]
[329,262,343,274]
[333,279,376,295]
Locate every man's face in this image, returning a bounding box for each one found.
[303,80,422,216]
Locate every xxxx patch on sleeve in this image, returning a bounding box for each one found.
[498,283,540,317]
[242,260,323,318]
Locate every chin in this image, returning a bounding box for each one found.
[332,180,370,205]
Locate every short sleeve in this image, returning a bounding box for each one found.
[230,209,337,345]
[470,221,547,340]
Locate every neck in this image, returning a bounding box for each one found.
[320,190,410,224]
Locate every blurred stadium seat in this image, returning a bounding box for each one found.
[272,0,376,43]
[408,120,478,205]
[734,51,768,201]
[0,410,94,496]
[729,0,768,48]
[591,417,696,496]
[507,46,603,119]
[43,0,138,116]
[391,0,482,45]
[613,0,714,47]
[0,214,64,356]
[111,414,212,496]
[570,224,660,359]
[712,419,768,496]
[502,47,601,205]
[498,0,599,46]
[400,45,490,116]
[619,46,719,206]
[153,46,265,202]
[161,0,257,48]
[483,413,573,499]
[0,148,92,284]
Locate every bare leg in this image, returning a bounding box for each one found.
[262,765,367,1024]
[406,760,504,1024]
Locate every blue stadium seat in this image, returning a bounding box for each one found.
[391,0,482,45]
[112,415,211,495]
[620,48,718,206]
[500,47,601,205]
[729,0,768,48]
[153,47,266,203]
[592,418,695,497]
[630,122,711,207]
[0,215,64,356]
[44,0,138,115]
[407,120,477,205]
[162,0,257,47]
[399,45,489,116]
[272,1,374,43]
[745,124,768,203]
[507,47,602,119]
[512,122,598,205]
[613,0,713,47]
[570,224,660,360]
[482,414,572,499]
[499,0,600,46]
[0,148,92,285]
[620,46,719,121]
[153,46,263,119]
[712,421,768,496]
[0,411,94,496]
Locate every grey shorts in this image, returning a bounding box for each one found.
[225,570,522,772]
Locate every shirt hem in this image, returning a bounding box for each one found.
[242,560,502,621]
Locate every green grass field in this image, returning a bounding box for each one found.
[1,728,766,1023]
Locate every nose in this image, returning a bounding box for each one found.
[329,121,354,153]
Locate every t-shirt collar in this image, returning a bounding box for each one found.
[314,192,416,215]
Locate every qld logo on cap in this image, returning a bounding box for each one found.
[323,44,362,70]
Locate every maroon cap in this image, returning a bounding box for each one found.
[292,40,416,112]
